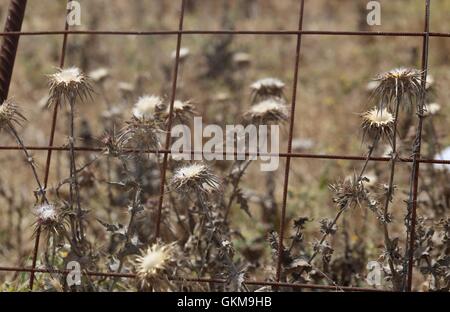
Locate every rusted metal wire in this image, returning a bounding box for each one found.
[405,0,431,292]
[0,0,27,102]
[0,30,449,38]
[28,0,72,290]
[276,0,305,285]
[0,0,443,293]
[154,0,186,240]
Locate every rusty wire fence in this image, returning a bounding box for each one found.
[0,0,448,292]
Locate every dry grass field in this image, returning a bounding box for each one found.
[0,0,449,292]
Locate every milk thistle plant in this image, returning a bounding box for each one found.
[47,67,93,243]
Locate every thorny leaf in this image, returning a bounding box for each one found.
[293,217,310,231]
[319,218,337,235]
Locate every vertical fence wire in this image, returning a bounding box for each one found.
[155,0,186,239]
[275,0,305,284]
[406,0,431,292]
[29,0,72,290]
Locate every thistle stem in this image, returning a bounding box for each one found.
[9,125,48,204]
[68,99,84,241]
[380,88,402,290]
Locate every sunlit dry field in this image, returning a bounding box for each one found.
[0,0,449,292]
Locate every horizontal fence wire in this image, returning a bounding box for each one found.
[0,0,441,292]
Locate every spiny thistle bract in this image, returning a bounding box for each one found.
[118,117,162,153]
[133,242,177,290]
[170,163,222,195]
[243,98,289,125]
[132,95,166,120]
[361,107,395,143]
[250,77,285,103]
[47,67,93,107]
[0,99,26,131]
[372,67,424,111]
[330,176,370,210]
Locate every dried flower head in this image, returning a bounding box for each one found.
[100,127,123,157]
[372,68,423,110]
[361,107,395,143]
[330,175,369,210]
[214,92,231,102]
[134,242,177,289]
[47,67,93,106]
[88,67,109,83]
[119,117,162,153]
[0,99,26,131]
[118,81,134,93]
[424,102,441,116]
[33,203,62,234]
[132,95,166,120]
[233,52,252,68]
[171,163,221,195]
[163,100,195,124]
[244,98,289,125]
[250,77,285,103]
[171,47,190,61]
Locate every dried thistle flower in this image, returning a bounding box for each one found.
[163,100,195,124]
[243,98,289,125]
[0,99,26,131]
[250,77,285,103]
[372,67,424,110]
[171,47,190,61]
[118,81,134,93]
[119,117,162,153]
[330,176,368,210]
[233,52,252,68]
[33,203,62,234]
[47,67,93,106]
[424,102,441,116]
[214,92,231,103]
[361,107,395,143]
[132,95,166,120]
[170,163,222,195]
[88,67,109,83]
[134,242,177,289]
[100,127,123,157]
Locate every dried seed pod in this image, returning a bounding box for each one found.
[47,67,93,107]
[250,77,285,103]
[243,98,289,125]
[361,107,395,144]
[372,67,424,111]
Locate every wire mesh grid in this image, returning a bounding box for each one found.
[0,0,445,292]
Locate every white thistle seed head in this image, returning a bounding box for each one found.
[244,98,289,124]
[171,163,221,195]
[132,95,165,120]
[89,68,110,83]
[361,107,395,143]
[0,99,26,130]
[134,242,177,288]
[373,67,423,110]
[48,67,92,107]
[251,77,285,103]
